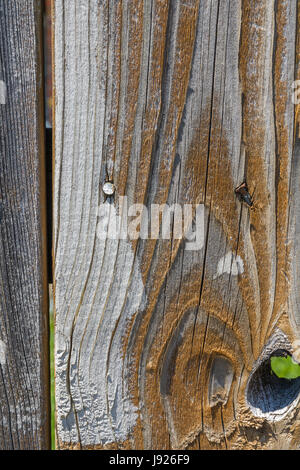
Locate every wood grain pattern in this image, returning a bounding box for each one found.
[0,0,50,449]
[54,0,300,449]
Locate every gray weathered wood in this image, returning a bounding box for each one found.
[0,0,50,449]
[54,0,300,449]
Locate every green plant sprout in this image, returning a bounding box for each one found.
[271,355,300,380]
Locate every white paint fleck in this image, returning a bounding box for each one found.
[292,340,300,363]
[0,81,6,104]
[214,252,244,279]
[0,340,7,366]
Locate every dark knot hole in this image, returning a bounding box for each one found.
[247,350,300,415]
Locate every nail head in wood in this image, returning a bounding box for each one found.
[102,182,115,197]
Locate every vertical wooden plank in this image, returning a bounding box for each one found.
[54,0,300,450]
[0,0,50,449]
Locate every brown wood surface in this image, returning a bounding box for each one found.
[0,0,50,449]
[54,0,300,449]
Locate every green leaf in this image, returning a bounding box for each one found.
[270,356,300,380]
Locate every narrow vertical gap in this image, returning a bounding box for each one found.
[44,0,53,284]
[295,0,300,140]
[43,0,55,450]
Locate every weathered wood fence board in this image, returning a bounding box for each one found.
[54,0,300,449]
[0,0,49,449]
